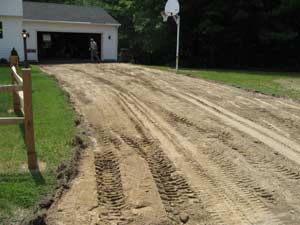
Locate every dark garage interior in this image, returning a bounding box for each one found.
[37,32,102,61]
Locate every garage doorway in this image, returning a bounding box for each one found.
[37,32,102,61]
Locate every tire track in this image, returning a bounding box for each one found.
[134,65,300,143]
[84,69,288,224]
[177,92,300,165]
[92,126,126,224]
[117,92,282,225]
[92,95,175,224]
[94,150,126,223]
[152,103,300,224]
[86,66,300,158]
[157,105,300,181]
[117,97,211,224]
[82,71,283,224]
[157,107,278,202]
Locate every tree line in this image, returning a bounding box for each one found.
[26,0,300,70]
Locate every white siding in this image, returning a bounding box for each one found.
[0,16,24,61]
[0,0,23,17]
[23,21,119,61]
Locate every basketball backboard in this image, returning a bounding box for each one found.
[165,0,180,17]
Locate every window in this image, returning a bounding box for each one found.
[0,22,3,39]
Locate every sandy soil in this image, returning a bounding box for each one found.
[42,63,300,225]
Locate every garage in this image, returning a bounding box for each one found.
[37,32,102,61]
[0,0,120,62]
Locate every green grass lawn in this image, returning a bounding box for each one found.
[150,66,300,100]
[0,66,76,223]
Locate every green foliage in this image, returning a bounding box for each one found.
[0,66,76,223]
[24,0,300,70]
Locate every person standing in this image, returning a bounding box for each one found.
[89,38,100,62]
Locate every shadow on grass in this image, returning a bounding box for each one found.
[0,172,46,209]
[30,170,45,185]
[0,170,45,186]
[18,123,26,145]
[14,111,45,185]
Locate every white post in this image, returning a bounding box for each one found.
[162,0,181,71]
[176,16,180,71]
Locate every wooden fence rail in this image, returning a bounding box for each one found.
[0,66,38,170]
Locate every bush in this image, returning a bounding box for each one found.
[0,58,8,64]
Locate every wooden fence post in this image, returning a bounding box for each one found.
[11,71,21,114]
[22,68,38,170]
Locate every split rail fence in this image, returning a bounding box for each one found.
[0,66,38,170]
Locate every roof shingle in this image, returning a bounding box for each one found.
[23,1,120,25]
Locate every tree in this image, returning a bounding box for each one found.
[24,0,300,70]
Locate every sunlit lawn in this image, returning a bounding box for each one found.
[150,66,300,100]
[0,65,76,223]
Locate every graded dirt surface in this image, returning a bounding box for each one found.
[41,63,300,225]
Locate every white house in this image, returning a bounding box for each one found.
[0,0,120,62]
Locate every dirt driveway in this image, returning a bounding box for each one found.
[41,63,300,225]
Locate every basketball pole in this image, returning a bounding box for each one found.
[175,16,180,71]
[162,0,181,71]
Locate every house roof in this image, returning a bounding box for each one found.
[23,1,120,26]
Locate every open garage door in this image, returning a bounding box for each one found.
[37,32,102,61]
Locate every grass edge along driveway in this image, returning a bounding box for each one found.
[0,65,76,224]
[149,66,300,101]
